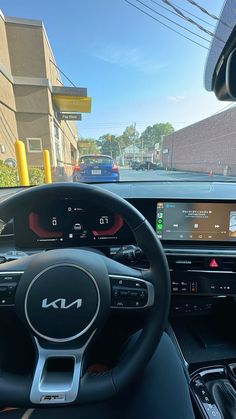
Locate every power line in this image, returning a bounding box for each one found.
[132,0,211,44]
[124,0,209,50]
[49,59,77,88]
[184,0,232,29]
[212,102,236,116]
[79,120,193,127]
[159,0,224,43]
[0,107,17,141]
[0,115,16,155]
[171,1,215,28]
[147,0,215,29]
[142,0,205,29]
[0,120,15,152]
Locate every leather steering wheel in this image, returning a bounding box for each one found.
[0,183,170,407]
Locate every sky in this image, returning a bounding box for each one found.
[0,0,228,139]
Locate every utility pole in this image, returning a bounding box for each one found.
[117,137,122,165]
[108,135,112,158]
[133,122,136,161]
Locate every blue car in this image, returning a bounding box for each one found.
[73,154,120,183]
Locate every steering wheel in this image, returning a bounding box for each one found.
[0,183,170,407]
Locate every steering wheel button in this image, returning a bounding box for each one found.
[139,290,147,299]
[0,286,8,294]
[0,297,14,305]
[0,274,22,283]
[120,290,128,297]
[113,288,119,298]
[116,301,124,307]
[130,291,138,298]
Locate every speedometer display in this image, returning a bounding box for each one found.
[14,199,130,248]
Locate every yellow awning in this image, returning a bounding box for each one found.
[53,95,91,113]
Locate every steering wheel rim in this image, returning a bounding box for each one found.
[0,183,170,406]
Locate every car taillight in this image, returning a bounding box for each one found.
[74,164,80,172]
[112,163,118,172]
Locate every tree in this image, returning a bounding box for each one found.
[78,137,100,155]
[140,122,174,151]
[119,124,139,149]
[85,140,100,154]
[98,134,120,159]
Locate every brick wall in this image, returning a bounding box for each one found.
[162,107,236,175]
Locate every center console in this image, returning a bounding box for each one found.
[132,200,236,418]
[191,365,236,418]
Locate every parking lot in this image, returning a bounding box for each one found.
[119,168,236,182]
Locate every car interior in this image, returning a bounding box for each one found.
[2,1,236,419]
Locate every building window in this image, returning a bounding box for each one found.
[54,123,60,139]
[26,138,42,153]
[0,144,6,153]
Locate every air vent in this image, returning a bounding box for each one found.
[167,255,236,272]
[219,259,236,271]
[167,256,205,271]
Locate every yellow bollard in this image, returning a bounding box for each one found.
[43,149,52,184]
[15,140,30,186]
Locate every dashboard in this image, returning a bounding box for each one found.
[13,198,236,249]
[3,181,236,317]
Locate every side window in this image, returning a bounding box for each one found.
[26,138,42,153]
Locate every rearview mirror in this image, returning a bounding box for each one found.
[205,0,236,101]
[226,47,236,99]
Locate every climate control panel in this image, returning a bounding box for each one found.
[168,254,236,296]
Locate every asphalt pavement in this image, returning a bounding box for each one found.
[1,169,236,202]
[119,168,236,182]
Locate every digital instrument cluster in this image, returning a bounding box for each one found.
[14,199,130,248]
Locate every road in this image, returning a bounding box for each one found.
[1,169,236,202]
[119,168,236,182]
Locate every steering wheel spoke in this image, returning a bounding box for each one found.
[30,331,96,404]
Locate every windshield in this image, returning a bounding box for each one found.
[79,156,113,165]
[0,0,233,187]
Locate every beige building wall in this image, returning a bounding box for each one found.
[16,113,51,166]
[0,12,18,161]
[42,29,78,174]
[6,20,47,78]
[0,12,79,171]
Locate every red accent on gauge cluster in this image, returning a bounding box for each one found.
[29,212,63,238]
[92,214,124,236]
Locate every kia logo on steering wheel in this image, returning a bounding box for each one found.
[41,298,82,309]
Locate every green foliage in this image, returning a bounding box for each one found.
[79,138,100,155]
[97,125,140,159]
[140,122,174,150]
[95,122,174,160]
[28,167,44,185]
[0,160,44,187]
[98,134,120,159]
[0,160,18,187]
[119,124,139,148]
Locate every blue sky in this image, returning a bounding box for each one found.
[0,0,227,138]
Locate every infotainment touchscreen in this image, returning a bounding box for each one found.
[156,202,236,242]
